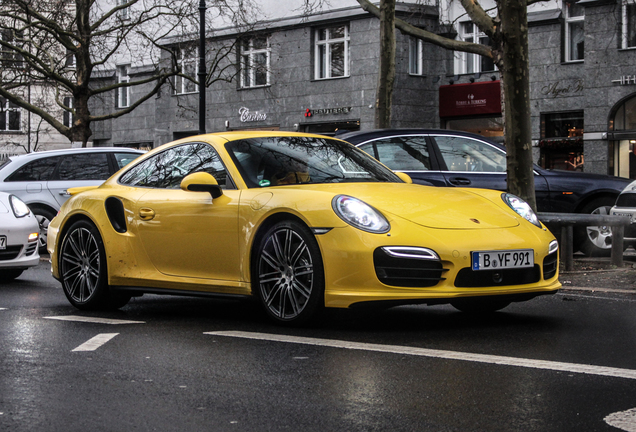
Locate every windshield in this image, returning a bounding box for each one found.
[226,136,401,188]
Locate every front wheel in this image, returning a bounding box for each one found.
[253,220,325,325]
[59,220,130,310]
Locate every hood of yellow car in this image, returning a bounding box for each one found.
[286,183,520,229]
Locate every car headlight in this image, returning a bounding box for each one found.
[332,195,390,233]
[502,193,541,228]
[9,195,30,218]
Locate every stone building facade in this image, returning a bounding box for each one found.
[90,0,636,178]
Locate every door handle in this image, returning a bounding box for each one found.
[449,177,471,186]
[59,190,71,197]
[138,208,155,221]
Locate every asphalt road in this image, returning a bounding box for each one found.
[1,260,636,432]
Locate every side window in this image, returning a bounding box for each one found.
[434,136,506,173]
[360,137,431,171]
[119,143,231,189]
[57,153,110,180]
[114,152,141,170]
[5,157,61,181]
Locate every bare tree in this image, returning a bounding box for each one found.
[358,0,539,210]
[0,0,259,147]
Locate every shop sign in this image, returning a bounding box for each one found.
[612,75,636,85]
[239,107,267,122]
[540,79,584,97]
[439,81,501,118]
[304,107,352,116]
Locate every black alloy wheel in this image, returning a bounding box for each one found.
[254,220,324,325]
[59,219,130,310]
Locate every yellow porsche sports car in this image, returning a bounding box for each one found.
[48,131,560,324]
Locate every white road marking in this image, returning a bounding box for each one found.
[0,308,6,310]
[605,408,636,432]
[44,315,145,325]
[72,333,119,352]
[206,331,636,380]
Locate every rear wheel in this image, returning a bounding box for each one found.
[253,220,324,325]
[59,219,130,310]
[451,298,511,313]
[576,197,616,257]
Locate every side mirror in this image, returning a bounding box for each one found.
[181,172,223,199]
[395,171,413,184]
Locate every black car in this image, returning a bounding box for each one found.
[340,129,632,256]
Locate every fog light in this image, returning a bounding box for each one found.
[28,232,39,242]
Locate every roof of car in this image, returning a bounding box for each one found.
[338,128,501,145]
[5,147,144,162]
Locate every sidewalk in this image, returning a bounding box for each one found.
[559,251,636,292]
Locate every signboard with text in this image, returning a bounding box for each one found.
[439,81,501,118]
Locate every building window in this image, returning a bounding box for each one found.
[314,24,349,79]
[565,2,585,61]
[1,29,23,68]
[174,47,198,95]
[455,22,494,74]
[117,0,130,20]
[539,111,584,170]
[0,97,21,131]
[623,0,636,49]
[116,65,130,108]
[240,36,270,88]
[409,37,423,75]
[63,97,74,128]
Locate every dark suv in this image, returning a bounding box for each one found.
[0,147,144,251]
[340,129,632,256]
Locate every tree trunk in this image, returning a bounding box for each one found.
[498,0,536,210]
[375,0,396,128]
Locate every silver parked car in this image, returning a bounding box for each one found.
[610,180,636,248]
[0,147,144,252]
[0,192,40,281]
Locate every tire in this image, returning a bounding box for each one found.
[0,269,24,282]
[576,197,616,257]
[253,220,324,325]
[59,219,130,310]
[451,298,511,313]
[31,206,56,255]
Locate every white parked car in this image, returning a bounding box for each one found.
[0,192,40,281]
[610,180,636,248]
[0,147,144,252]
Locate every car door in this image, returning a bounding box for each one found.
[121,142,241,282]
[1,156,61,207]
[431,134,550,207]
[356,135,448,186]
[47,152,111,207]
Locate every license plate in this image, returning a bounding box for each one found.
[0,236,6,250]
[472,249,534,271]
[611,211,634,221]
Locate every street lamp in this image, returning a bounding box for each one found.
[198,0,206,135]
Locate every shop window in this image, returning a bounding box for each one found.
[409,37,423,76]
[623,0,636,49]
[240,36,270,88]
[173,46,198,95]
[454,22,495,74]
[314,24,349,79]
[539,111,584,170]
[564,2,585,62]
[116,65,130,108]
[444,117,504,141]
[0,97,21,131]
